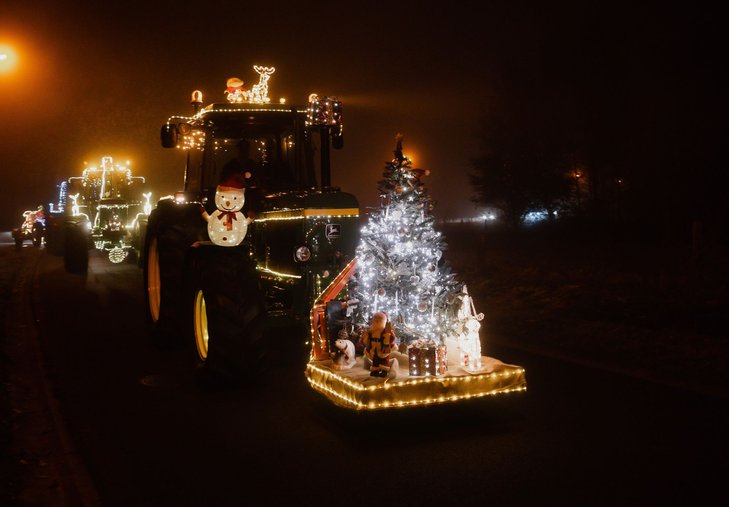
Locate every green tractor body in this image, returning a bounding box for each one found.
[142,75,358,374]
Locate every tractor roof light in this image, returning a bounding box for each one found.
[306,95,343,127]
[191,90,203,113]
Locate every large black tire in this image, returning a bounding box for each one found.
[44,219,64,256]
[64,226,89,274]
[143,205,205,345]
[132,221,145,268]
[14,236,23,248]
[190,245,267,383]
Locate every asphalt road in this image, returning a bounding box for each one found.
[0,231,16,246]
[25,249,729,506]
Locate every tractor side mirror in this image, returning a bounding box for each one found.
[160,124,178,148]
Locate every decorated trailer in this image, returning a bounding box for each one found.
[306,259,527,410]
[45,157,150,272]
[142,66,358,380]
[305,138,527,410]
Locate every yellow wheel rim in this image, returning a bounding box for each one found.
[193,289,209,361]
[147,237,161,322]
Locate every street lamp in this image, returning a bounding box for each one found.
[0,43,18,74]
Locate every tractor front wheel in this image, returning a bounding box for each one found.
[189,245,267,385]
[143,218,199,345]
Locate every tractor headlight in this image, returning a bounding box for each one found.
[294,245,311,263]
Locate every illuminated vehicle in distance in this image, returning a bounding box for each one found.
[45,157,150,272]
[140,65,357,377]
[12,207,46,248]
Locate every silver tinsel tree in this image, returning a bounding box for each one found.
[350,135,462,344]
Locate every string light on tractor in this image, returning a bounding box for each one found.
[108,247,127,264]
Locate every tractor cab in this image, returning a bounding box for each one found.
[148,66,358,339]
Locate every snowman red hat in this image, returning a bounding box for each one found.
[218,174,246,192]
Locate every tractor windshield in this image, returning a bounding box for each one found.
[196,112,316,194]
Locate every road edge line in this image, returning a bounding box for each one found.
[28,251,102,506]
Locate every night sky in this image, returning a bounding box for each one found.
[0,1,723,230]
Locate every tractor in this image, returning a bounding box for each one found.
[139,66,359,380]
[11,206,46,248]
[45,157,149,272]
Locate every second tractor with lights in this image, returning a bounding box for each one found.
[45,157,150,272]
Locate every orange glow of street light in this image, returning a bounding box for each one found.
[0,43,19,74]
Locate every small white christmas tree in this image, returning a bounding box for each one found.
[351,135,462,344]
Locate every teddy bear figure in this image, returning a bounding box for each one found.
[331,329,356,371]
[206,175,250,247]
[361,312,397,377]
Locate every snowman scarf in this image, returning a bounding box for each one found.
[217,210,239,231]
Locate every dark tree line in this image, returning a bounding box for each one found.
[467,4,727,245]
[468,91,574,228]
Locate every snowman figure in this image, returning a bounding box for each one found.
[206,176,250,246]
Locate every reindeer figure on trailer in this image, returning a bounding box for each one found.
[244,66,275,104]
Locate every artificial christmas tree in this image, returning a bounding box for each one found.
[350,134,462,348]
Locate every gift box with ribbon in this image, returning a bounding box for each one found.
[407,339,447,377]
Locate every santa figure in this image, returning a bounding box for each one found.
[224,77,246,103]
[361,312,397,377]
[204,175,250,247]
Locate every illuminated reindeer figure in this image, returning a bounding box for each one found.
[69,193,80,217]
[244,66,275,104]
[69,193,90,221]
[143,192,152,216]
